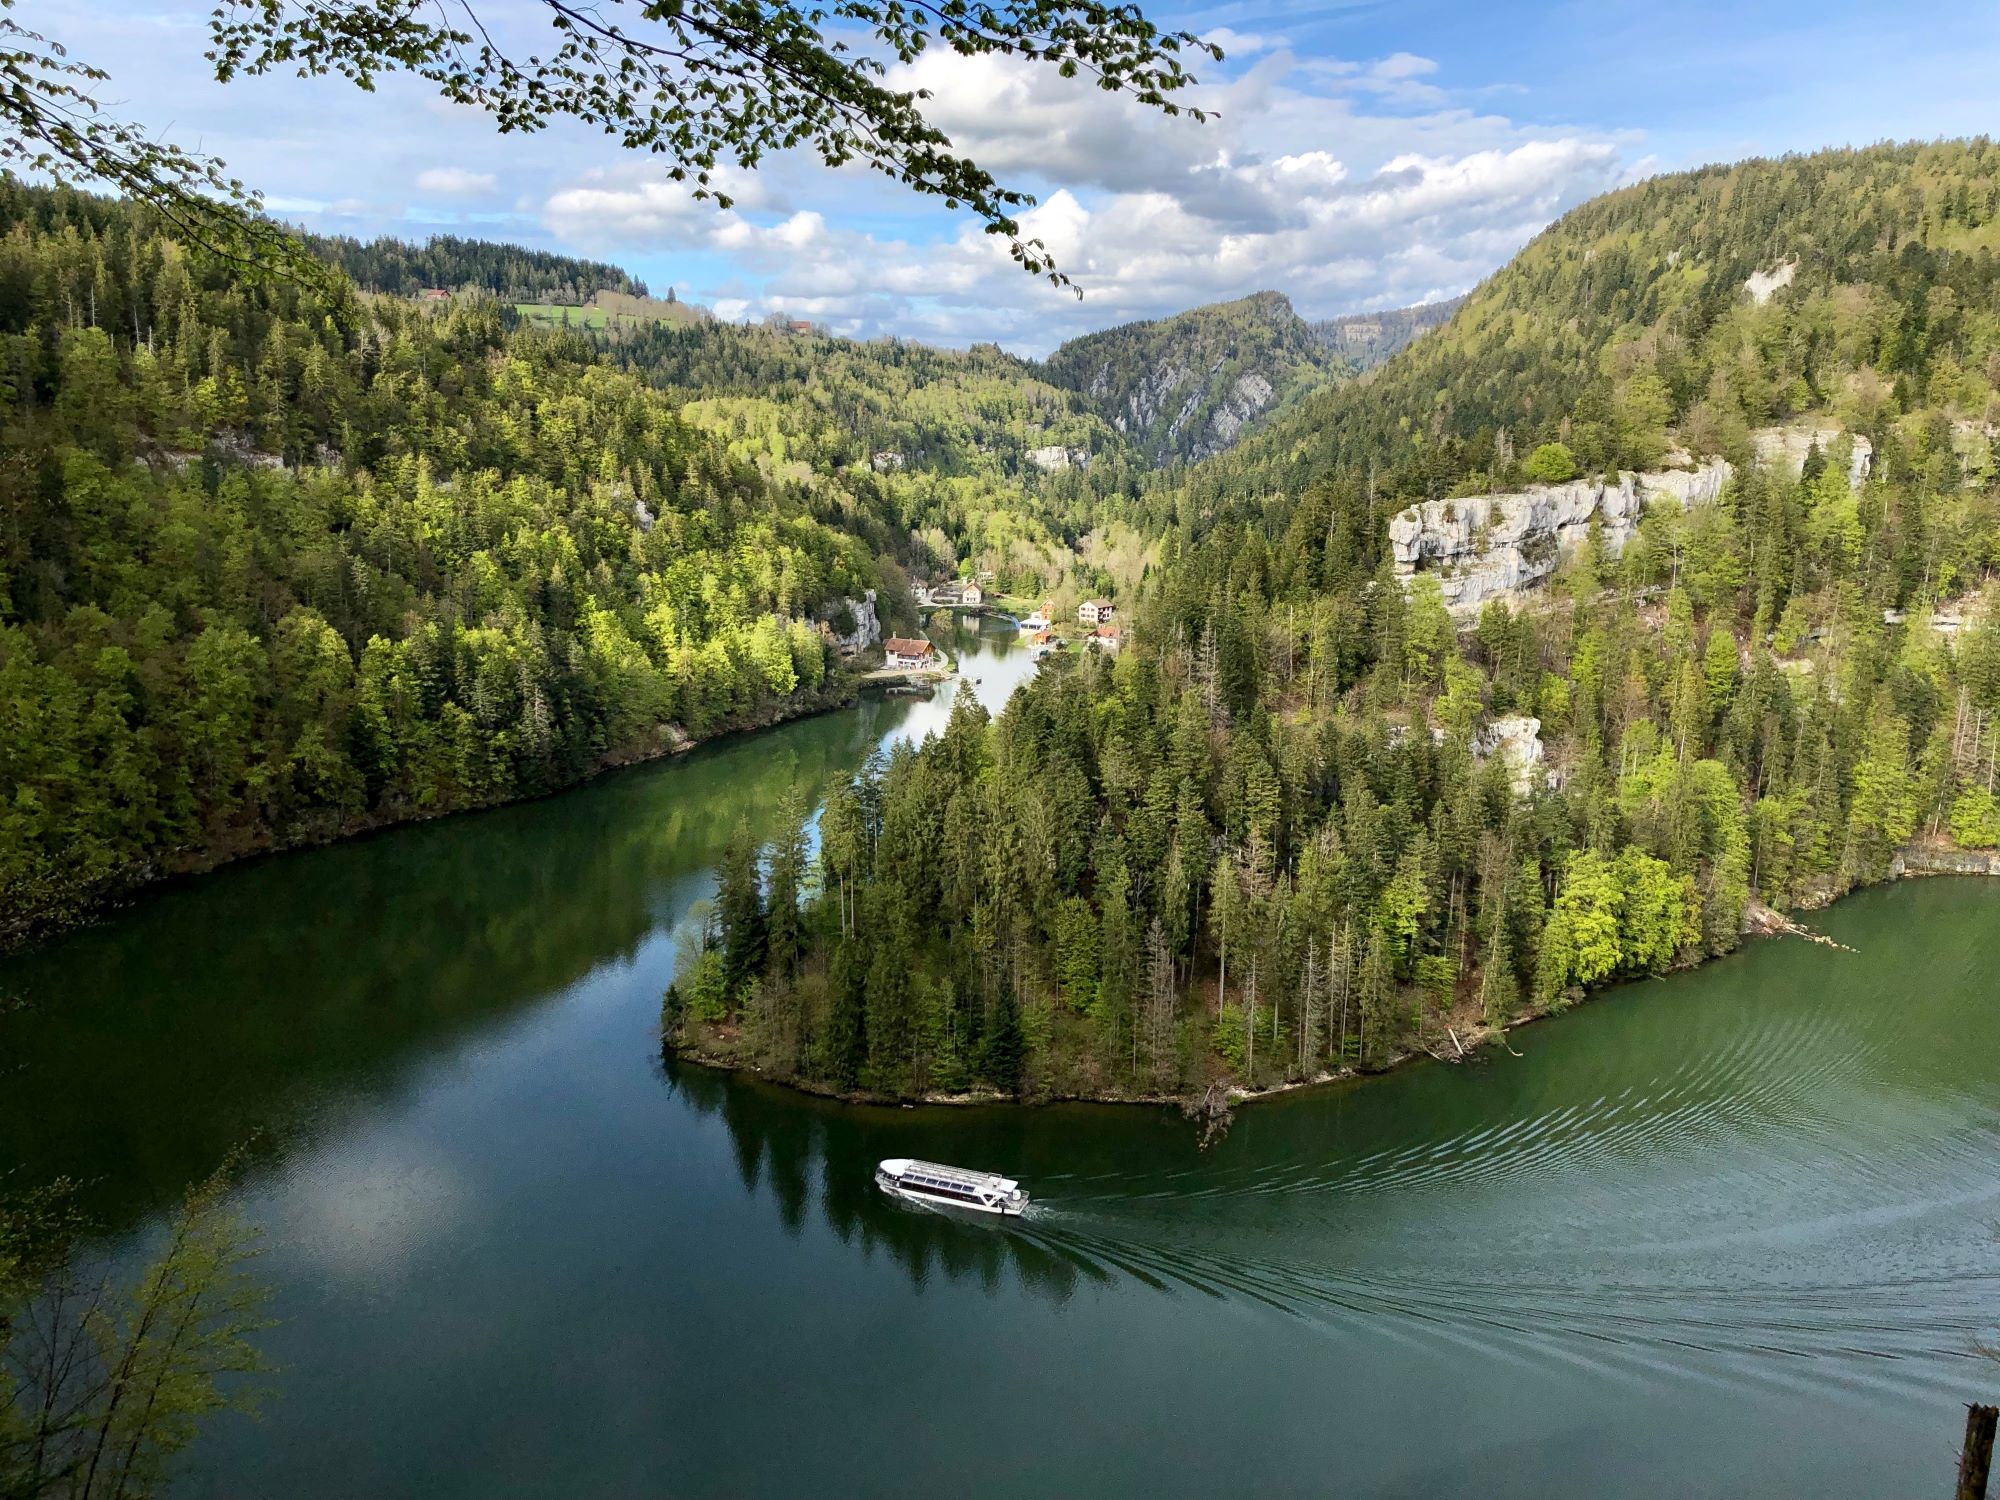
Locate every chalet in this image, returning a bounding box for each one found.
[960,580,985,606]
[884,637,937,671]
[421,288,451,301]
[1089,624,1122,654]
[1019,602,1051,631]
[1078,599,1115,626]
[1025,629,1056,661]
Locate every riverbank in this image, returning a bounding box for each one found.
[667,1001,1531,1114]
[13,821,1992,1499]
[0,675,862,958]
[665,843,2000,1114]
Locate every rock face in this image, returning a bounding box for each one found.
[1203,371,1275,451]
[1388,461,1732,612]
[819,589,880,657]
[1310,296,1464,372]
[1751,425,1872,486]
[1098,358,1278,463]
[1041,291,1345,466]
[1744,258,1798,305]
[1473,716,1547,795]
[1025,445,1089,472]
[1890,844,2000,878]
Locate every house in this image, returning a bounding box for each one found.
[420,288,451,301]
[788,319,815,334]
[1019,601,1052,632]
[960,580,984,606]
[1078,599,1115,626]
[884,637,937,670]
[1090,624,1122,654]
[1025,629,1056,661]
[911,581,933,606]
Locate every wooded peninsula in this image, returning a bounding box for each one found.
[6,144,2000,1109]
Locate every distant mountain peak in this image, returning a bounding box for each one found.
[1040,290,1459,466]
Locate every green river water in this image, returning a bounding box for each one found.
[2,615,1998,1498]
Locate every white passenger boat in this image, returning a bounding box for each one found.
[875,1158,1028,1216]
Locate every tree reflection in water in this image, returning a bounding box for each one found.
[663,1052,1112,1306]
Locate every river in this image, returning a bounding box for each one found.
[2,613,1997,1498]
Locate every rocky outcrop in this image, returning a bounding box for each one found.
[1389,461,1731,612]
[1751,425,1872,486]
[1890,844,2000,878]
[818,589,880,657]
[1025,445,1089,473]
[1744,258,1798,305]
[1472,715,1547,795]
[1041,291,1345,466]
[1203,371,1275,451]
[154,430,287,474]
[1310,296,1464,372]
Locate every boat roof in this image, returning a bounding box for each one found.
[880,1158,1019,1192]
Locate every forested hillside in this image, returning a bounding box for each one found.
[12,142,2000,1109]
[593,319,1157,597]
[0,183,892,941]
[669,141,2000,1104]
[1311,296,1464,372]
[309,231,646,303]
[1225,140,2000,505]
[1042,291,1347,466]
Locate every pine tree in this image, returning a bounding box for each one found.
[716,818,768,1008]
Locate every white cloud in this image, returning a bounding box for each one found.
[415,166,498,196]
[1372,52,1439,80]
[537,48,1632,354]
[1201,27,1281,58]
[541,162,790,247]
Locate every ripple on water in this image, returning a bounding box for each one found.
[1009,926,2000,1420]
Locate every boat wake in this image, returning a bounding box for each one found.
[982,1007,2000,1413]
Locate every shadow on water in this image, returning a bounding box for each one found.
[0,692,910,1226]
[663,1054,1121,1308]
[661,877,2000,1415]
[0,612,1027,1232]
[2,612,1998,1498]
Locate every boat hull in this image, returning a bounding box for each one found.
[874,1169,1026,1216]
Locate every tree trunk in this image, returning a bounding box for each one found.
[1959,1404,1998,1500]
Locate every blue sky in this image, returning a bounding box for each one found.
[46,0,2000,355]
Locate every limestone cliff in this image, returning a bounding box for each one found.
[1041,292,1343,466]
[1389,462,1731,612]
[1750,425,1873,487]
[819,589,881,657]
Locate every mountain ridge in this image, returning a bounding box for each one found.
[1038,289,1460,466]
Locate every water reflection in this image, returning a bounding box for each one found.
[665,1053,1111,1307]
[0,639,995,1222]
[4,617,1999,1500]
[0,614,1032,1231]
[658,877,2000,1415]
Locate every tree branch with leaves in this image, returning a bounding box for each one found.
[3,0,1219,287]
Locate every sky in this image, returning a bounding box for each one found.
[47,0,2000,356]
